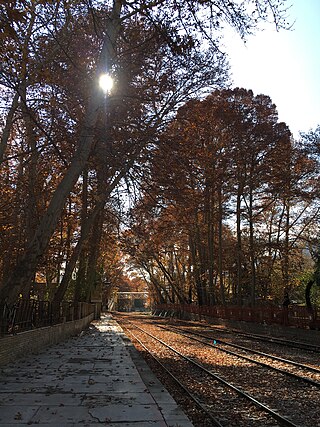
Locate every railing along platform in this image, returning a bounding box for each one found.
[0,299,95,336]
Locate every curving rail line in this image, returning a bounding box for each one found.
[159,324,320,388]
[122,323,224,427]
[189,323,320,354]
[118,316,301,427]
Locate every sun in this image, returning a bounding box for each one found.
[99,73,114,94]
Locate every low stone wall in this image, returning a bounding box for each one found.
[0,313,94,367]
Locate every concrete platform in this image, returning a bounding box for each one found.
[0,314,193,426]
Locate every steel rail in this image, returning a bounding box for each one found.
[206,335,320,373]
[120,322,223,427]
[158,326,320,388]
[122,318,300,427]
[196,323,320,354]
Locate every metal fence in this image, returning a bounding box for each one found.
[155,303,319,330]
[0,300,96,336]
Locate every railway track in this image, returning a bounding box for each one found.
[186,322,320,354]
[115,313,320,426]
[159,324,320,387]
[152,314,320,368]
[124,325,224,427]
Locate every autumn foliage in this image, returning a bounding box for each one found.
[2,0,317,309]
[124,89,320,306]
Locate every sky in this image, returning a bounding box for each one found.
[221,0,320,138]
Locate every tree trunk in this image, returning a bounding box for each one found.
[283,200,290,288]
[207,187,216,305]
[85,211,104,301]
[0,92,20,163]
[0,2,35,163]
[155,257,187,304]
[22,82,39,298]
[248,187,256,306]
[189,226,205,306]
[53,170,124,303]
[236,185,243,305]
[217,186,225,305]
[74,170,88,302]
[305,280,314,312]
[0,92,102,303]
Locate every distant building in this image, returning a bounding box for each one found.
[116,291,150,312]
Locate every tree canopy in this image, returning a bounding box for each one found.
[123,89,320,306]
[2,0,314,309]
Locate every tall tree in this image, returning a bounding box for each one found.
[126,89,297,306]
[0,0,291,303]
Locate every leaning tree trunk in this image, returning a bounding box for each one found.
[21,82,39,298]
[53,169,124,303]
[0,0,123,304]
[0,92,20,163]
[74,169,88,303]
[0,2,35,163]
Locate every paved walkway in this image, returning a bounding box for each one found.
[0,314,193,426]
